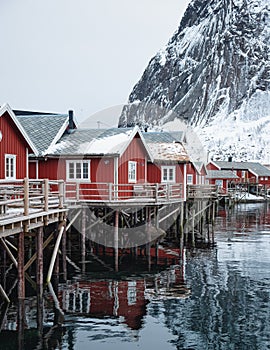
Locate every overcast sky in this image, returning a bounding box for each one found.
[0,0,190,127]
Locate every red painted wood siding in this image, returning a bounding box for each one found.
[147,163,185,184]
[118,135,147,184]
[0,111,29,179]
[117,134,148,198]
[186,163,197,184]
[207,162,219,171]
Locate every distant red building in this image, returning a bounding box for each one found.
[207,160,270,188]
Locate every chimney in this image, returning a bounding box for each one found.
[68,110,74,130]
[228,156,232,162]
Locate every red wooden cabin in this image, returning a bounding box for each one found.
[38,126,153,201]
[206,170,239,193]
[0,104,38,180]
[143,131,189,201]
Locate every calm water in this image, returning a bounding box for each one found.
[1,203,270,349]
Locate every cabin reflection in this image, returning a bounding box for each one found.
[59,265,190,331]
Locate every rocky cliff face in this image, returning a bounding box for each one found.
[119,0,270,162]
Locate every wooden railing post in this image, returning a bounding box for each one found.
[76,183,80,201]
[59,180,64,209]
[44,179,49,212]
[24,178,29,216]
[155,183,158,202]
[109,183,112,201]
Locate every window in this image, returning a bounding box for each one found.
[187,174,193,185]
[5,154,16,180]
[66,160,90,181]
[241,171,246,178]
[162,166,175,183]
[128,161,137,183]
[265,177,268,181]
[215,179,223,187]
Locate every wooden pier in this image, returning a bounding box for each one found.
[0,179,67,334]
[0,179,218,334]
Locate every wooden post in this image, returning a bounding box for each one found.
[18,229,26,333]
[36,226,44,333]
[146,207,151,271]
[59,180,64,209]
[44,179,49,212]
[191,208,195,247]
[81,207,86,274]
[114,210,119,272]
[62,225,67,282]
[211,201,215,244]
[23,178,29,217]
[179,202,184,261]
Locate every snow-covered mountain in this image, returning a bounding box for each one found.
[118,0,270,163]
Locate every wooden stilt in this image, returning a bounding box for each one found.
[146,207,151,271]
[179,202,184,261]
[114,210,119,272]
[191,208,195,248]
[36,226,44,333]
[62,225,67,282]
[18,229,26,335]
[81,207,86,273]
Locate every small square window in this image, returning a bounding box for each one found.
[187,174,193,185]
[67,160,90,181]
[162,166,175,183]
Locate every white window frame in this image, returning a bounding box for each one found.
[161,166,176,183]
[128,161,137,183]
[215,179,223,187]
[5,154,16,180]
[66,160,90,181]
[187,174,193,185]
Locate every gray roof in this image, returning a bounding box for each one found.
[206,170,239,179]
[16,114,68,155]
[143,131,184,144]
[142,131,189,163]
[215,161,270,177]
[46,127,139,156]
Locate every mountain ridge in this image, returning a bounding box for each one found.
[118,0,270,162]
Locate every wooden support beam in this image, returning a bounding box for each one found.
[114,211,119,272]
[36,226,43,333]
[46,221,66,284]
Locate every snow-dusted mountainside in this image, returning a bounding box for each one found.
[118,0,270,162]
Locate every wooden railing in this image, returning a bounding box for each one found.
[64,182,184,203]
[187,185,218,199]
[0,179,65,218]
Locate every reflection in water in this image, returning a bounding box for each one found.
[0,203,270,349]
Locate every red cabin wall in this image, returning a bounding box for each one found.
[206,162,219,171]
[186,163,197,184]
[0,111,29,179]
[118,135,147,184]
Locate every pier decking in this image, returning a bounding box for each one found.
[0,179,66,237]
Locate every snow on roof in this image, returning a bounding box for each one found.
[147,142,189,163]
[46,127,137,156]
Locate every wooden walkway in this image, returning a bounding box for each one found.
[0,179,66,237]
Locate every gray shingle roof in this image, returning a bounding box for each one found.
[143,131,184,144]
[16,114,68,155]
[215,161,270,177]
[46,127,137,156]
[206,170,239,179]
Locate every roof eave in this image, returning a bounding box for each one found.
[0,103,39,156]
